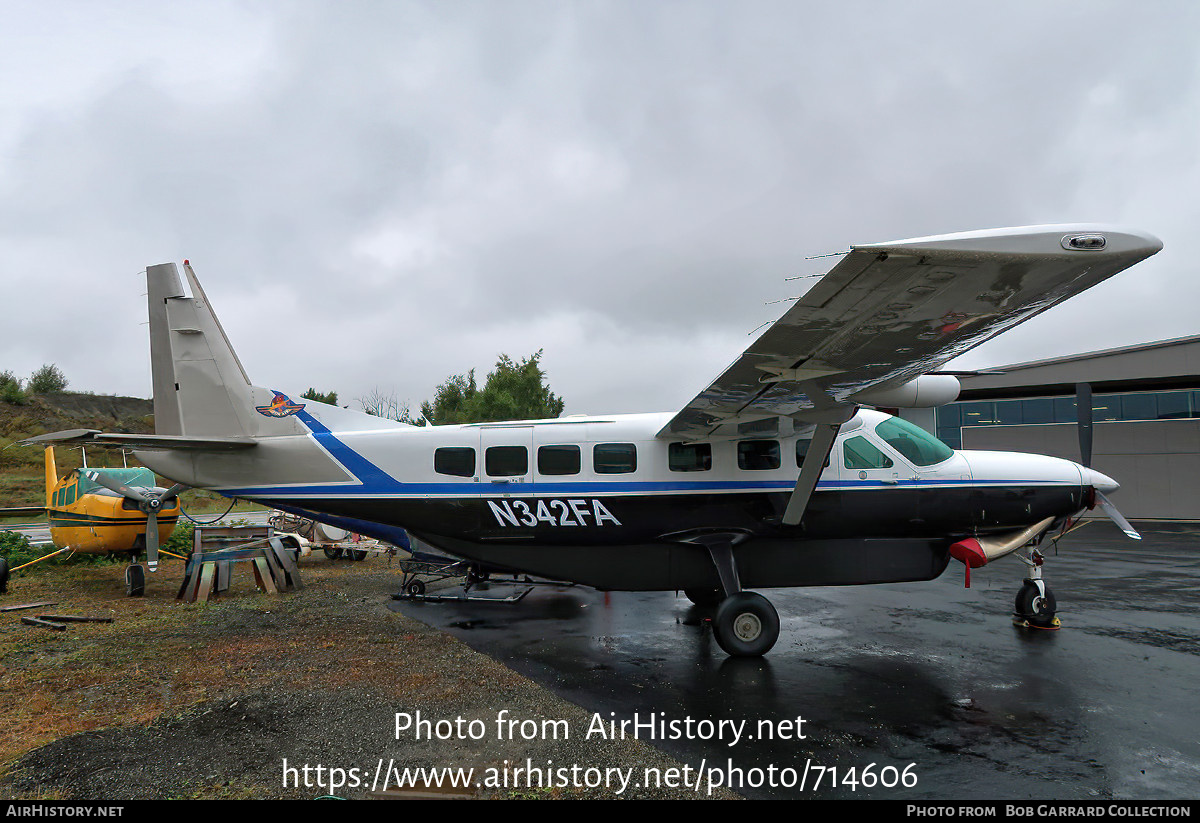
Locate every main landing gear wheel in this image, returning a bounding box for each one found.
[125,564,146,598]
[1014,579,1059,629]
[713,592,780,657]
[684,587,722,608]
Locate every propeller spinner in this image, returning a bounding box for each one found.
[84,471,188,570]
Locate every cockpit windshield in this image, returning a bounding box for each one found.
[874,417,954,466]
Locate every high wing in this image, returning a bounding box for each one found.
[659,224,1162,439]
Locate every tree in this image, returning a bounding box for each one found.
[358,388,421,424]
[0,370,25,405]
[301,387,339,405]
[419,350,564,425]
[27,364,67,394]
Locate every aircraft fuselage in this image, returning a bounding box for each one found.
[136,408,1104,591]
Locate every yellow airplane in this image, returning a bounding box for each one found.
[0,447,184,596]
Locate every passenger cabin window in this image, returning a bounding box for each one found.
[874,417,953,466]
[593,443,637,474]
[485,446,528,477]
[794,437,831,468]
[669,442,712,472]
[738,439,780,470]
[538,445,581,475]
[434,447,476,477]
[843,436,893,470]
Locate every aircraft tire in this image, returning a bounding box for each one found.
[0,557,9,593]
[323,547,344,561]
[1014,580,1056,627]
[125,564,145,597]
[684,587,722,608]
[713,591,780,657]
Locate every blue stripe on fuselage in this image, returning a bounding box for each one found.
[219,477,1075,498]
[225,407,1075,499]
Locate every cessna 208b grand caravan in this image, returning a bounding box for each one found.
[30,225,1161,655]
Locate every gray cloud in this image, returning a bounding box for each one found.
[1,1,1196,416]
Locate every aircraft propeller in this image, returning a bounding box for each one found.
[84,471,188,570]
[1075,383,1140,540]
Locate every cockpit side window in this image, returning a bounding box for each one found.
[843,436,893,470]
[874,417,954,466]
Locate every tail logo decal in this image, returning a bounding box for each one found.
[256,392,306,418]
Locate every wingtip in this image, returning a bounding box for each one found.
[855,224,1163,259]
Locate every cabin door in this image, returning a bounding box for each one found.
[479,426,535,494]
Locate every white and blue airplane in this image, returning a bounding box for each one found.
[29,225,1161,655]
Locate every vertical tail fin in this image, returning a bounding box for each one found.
[146,260,408,440]
[44,447,56,508]
[147,262,306,439]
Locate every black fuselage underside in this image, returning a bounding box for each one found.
[267,485,1083,591]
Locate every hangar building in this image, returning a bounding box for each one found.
[902,334,1200,520]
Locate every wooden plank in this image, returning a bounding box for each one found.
[215,560,231,593]
[0,601,56,613]
[196,563,216,604]
[36,614,114,623]
[252,557,278,593]
[259,546,288,592]
[178,560,202,602]
[269,538,303,590]
[21,616,67,631]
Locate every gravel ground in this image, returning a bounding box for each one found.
[0,553,737,799]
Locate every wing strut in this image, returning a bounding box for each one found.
[782,421,841,526]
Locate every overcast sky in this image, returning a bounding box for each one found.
[1,1,1195,417]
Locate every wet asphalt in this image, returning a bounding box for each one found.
[391,520,1200,800]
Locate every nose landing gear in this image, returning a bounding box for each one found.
[1013,548,1059,630]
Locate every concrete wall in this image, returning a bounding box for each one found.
[961,419,1200,519]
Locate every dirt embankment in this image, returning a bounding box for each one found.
[0,393,154,508]
[0,392,153,441]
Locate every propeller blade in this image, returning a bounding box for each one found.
[85,470,150,504]
[1097,491,1141,540]
[1076,382,1093,468]
[159,483,188,501]
[145,511,160,572]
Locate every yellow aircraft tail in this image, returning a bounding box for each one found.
[44,446,56,508]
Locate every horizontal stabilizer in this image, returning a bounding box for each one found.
[21,430,256,451]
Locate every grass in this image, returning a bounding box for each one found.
[0,555,520,782]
